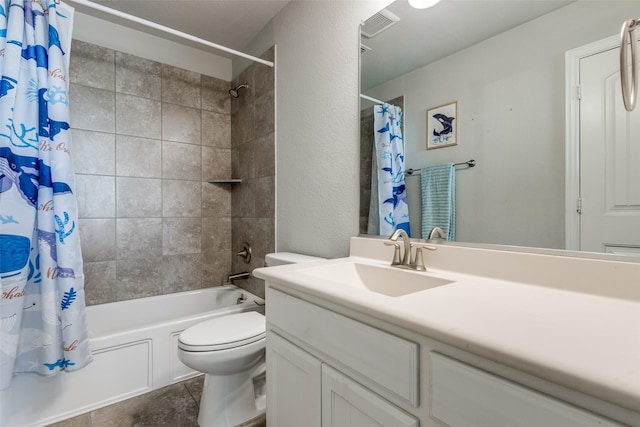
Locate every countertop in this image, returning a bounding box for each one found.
[254,254,640,414]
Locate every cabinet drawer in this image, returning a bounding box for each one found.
[430,353,623,427]
[267,288,419,406]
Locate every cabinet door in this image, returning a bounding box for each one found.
[322,365,418,427]
[267,331,322,427]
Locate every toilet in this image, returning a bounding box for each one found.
[177,252,324,427]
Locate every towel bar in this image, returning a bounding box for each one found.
[406,160,476,176]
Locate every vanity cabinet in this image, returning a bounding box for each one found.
[321,365,418,427]
[266,331,321,427]
[266,287,419,427]
[266,286,634,427]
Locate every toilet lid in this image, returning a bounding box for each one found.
[178,311,265,352]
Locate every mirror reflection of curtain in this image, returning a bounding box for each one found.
[371,102,410,236]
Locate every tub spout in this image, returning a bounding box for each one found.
[228,272,251,282]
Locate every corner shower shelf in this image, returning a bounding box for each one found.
[208,179,242,184]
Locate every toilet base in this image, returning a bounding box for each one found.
[197,362,266,427]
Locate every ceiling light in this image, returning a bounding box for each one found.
[408,0,441,9]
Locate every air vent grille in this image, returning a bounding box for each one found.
[361,9,400,38]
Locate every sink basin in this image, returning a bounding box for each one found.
[297,262,454,297]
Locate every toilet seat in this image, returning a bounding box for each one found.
[178,311,265,352]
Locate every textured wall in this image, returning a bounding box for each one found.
[70,40,234,305]
[269,0,392,258]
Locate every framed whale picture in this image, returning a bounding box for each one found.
[427,101,457,150]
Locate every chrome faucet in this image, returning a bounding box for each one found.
[428,227,446,240]
[385,229,436,271]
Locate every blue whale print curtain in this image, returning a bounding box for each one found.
[374,103,410,236]
[0,0,91,389]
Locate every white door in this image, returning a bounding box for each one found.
[266,331,322,427]
[580,45,640,255]
[321,365,418,427]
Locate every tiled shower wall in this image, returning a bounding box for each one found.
[230,48,275,299]
[69,40,275,305]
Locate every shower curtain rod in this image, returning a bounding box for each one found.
[65,0,274,68]
[360,94,385,104]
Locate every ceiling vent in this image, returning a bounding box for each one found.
[360,43,372,54]
[361,9,400,38]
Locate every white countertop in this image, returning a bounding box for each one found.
[254,250,640,414]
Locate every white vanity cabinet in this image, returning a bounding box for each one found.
[266,287,419,427]
[321,365,419,427]
[266,331,321,427]
[265,285,636,427]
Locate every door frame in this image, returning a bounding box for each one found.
[565,34,620,251]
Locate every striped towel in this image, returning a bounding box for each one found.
[420,163,456,240]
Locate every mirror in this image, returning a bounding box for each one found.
[360,0,640,257]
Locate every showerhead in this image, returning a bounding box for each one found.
[229,84,248,98]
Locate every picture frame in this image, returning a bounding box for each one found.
[426,101,457,150]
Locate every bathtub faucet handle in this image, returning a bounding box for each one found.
[236,242,252,264]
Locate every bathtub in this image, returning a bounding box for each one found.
[0,285,265,427]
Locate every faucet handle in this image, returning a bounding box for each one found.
[411,243,438,251]
[384,242,402,265]
[409,243,437,271]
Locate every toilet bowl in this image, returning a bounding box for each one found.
[178,311,266,427]
[178,252,325,426]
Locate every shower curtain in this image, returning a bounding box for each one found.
[0,0,91,389]
[373,103,410,236]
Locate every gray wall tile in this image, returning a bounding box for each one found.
[70,40,115,91]
[163,218,202,256]
[255,176,275,218]
[163,180,202,217]
[162,254,203,293]
[202,75,230,114]
[116,177,162,217]
[116,257,163,300]
[117,218,162,260]
[202,183,231,217]
[68,41,269,305]
[162,103,201,144]
[162,141,201,181]
[230,49,275,299]
[254,91,275,137]
[116,93,161,139]
[202,251,232,287]
[72,129,115,175]
[76,174,116,218]
[83,261,117,305]
[116,135,161,178]
[253,133,275,178]
[202,217,231,253]
[116,51,161,100]
[79,218,116,262]
[202,147,231,181]
[202,110,230,148]
[254,49,275,100]
[162,65,201,109]
[70,84,115,133]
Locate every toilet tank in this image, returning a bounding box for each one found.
[265,252,325,267]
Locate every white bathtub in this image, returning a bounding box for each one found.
[0,285,265,427]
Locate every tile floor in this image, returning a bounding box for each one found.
[48,376,266,427]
